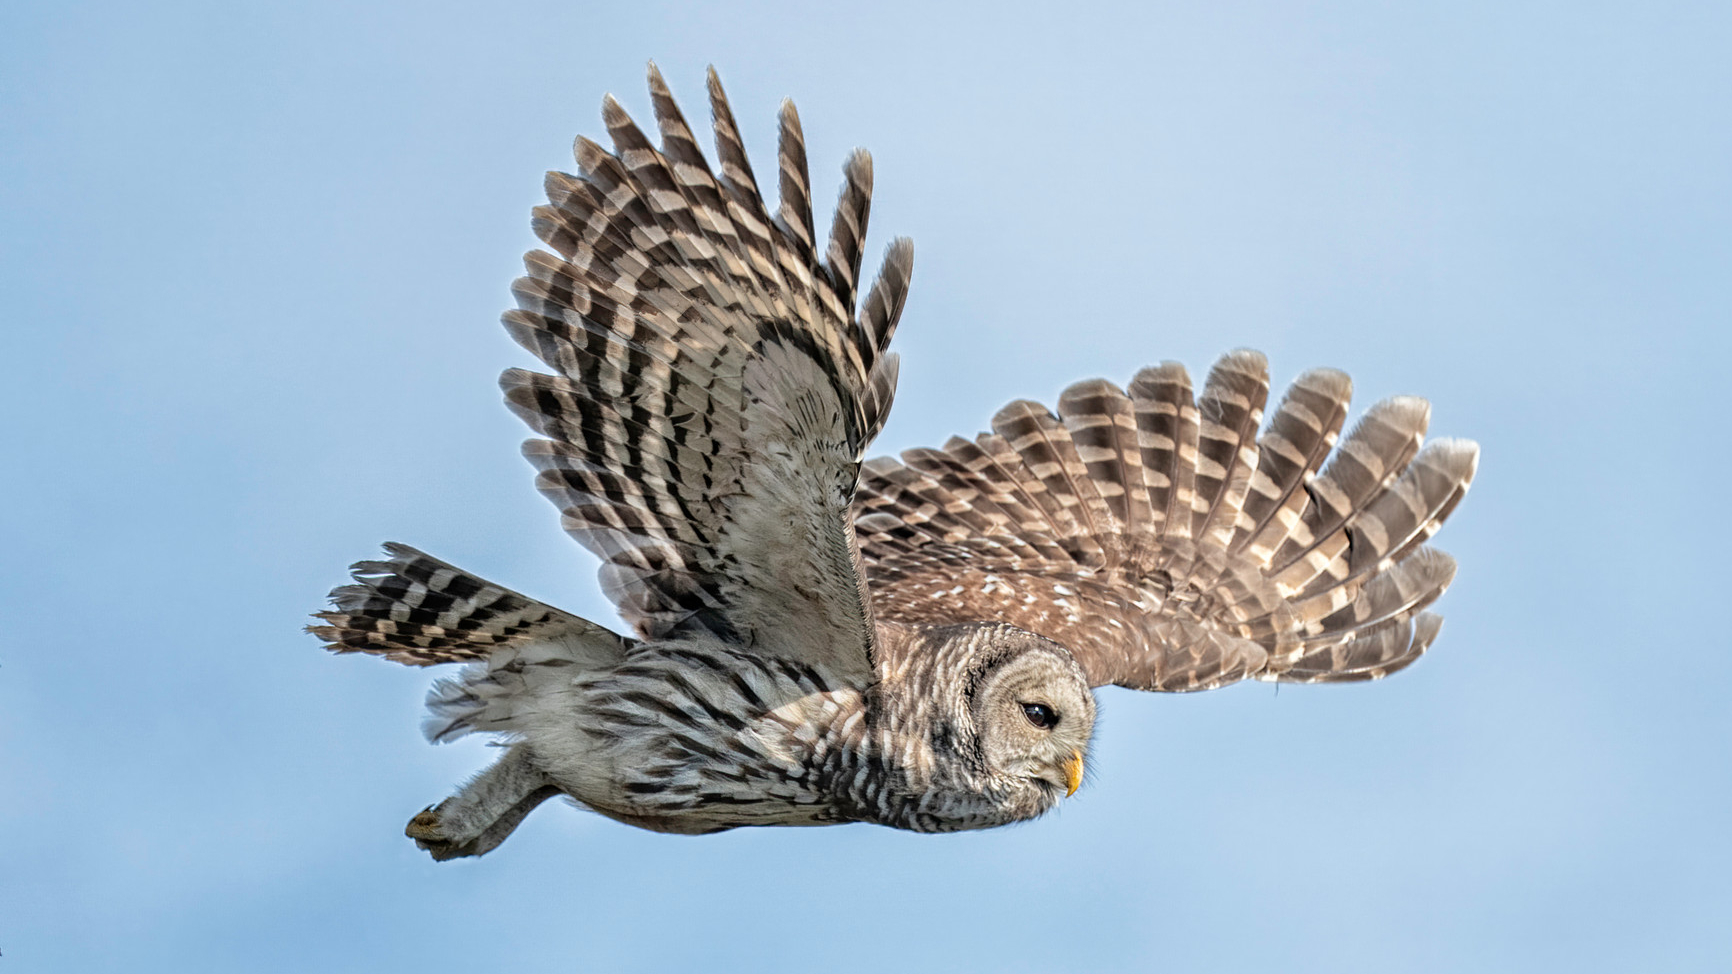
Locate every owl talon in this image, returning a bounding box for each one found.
[406,805,480,859]
[404,806,443,841]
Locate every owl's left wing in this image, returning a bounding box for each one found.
[505,66,911,686]
[856,352,1478,691]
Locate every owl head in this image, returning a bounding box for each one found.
[964,627,1096,810]
[874,622,1097,827]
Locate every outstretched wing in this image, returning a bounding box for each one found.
[504,65,912,685]
[856,351,1478,691]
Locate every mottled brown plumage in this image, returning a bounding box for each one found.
[310,64,1477,858]
[856,358,1477,691]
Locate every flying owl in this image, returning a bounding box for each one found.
[311,65,1479,859]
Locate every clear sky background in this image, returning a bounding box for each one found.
[4,1,1728,971]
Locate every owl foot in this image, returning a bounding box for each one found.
[404,806,442,840]
[405,805,474,861]
[403,747,562,861]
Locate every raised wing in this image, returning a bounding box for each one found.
[503,65,911,686]
[856,351,1478,691]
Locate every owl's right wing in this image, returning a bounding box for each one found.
[499,66,910,687]
[856,351,1478,691]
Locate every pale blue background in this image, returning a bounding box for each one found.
[4,2,1728,971]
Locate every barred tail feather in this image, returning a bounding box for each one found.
[309,543,629,668]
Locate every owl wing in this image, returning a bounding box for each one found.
[856,351,1478,691]
[502,65,910,686]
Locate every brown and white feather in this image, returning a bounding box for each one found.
[502,64,912,686]
[856,352,1479,691]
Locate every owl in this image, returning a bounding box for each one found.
[311,65,1478,859]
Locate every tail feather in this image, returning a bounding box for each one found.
[309,543,628,667]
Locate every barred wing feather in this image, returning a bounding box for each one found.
[502,65,911,685]
[856,351,1478,690]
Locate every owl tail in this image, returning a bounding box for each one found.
[309,543,620,663]
[309,543,631,739]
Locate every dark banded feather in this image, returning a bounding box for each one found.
[503,64,912,684]
[310,544,629,666]
[856,352,1479,690]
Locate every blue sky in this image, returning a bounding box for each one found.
[3,1,1728,970]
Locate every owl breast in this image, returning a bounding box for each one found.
[518,642,860,833]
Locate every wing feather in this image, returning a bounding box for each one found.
[1192,350,1271,549]
[858,353,1478,690]
[504,65,913,684]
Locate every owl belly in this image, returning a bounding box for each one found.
[518,642,869,833]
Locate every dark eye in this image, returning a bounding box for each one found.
[1021,702,1059,730]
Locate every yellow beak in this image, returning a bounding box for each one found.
[1062,751,1085,797]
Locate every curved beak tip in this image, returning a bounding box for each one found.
[1062,751,1084,798]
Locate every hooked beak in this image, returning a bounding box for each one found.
[1062,750,1084,797]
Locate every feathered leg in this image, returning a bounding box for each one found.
[405,745,559,861]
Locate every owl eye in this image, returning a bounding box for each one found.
[1021,702,1059,730]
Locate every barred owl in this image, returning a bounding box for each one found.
[311,65,1478,858]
